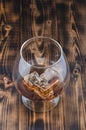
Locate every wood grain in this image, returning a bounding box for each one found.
[0,0,86,130]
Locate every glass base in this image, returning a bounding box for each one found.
[22,96,60,112]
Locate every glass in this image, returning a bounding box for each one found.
[13,36,70,112]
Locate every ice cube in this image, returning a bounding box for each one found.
[44,68,58,81]
[24,74,33,86]
[40,73,46,79]
[24,71,50,90]
[29,71,39,83]
[24,71,56,99]
[41,79,48,87]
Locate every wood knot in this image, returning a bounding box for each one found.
[72,63,81,80]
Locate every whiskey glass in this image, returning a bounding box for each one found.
[13,36,70,112]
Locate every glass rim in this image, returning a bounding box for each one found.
[20,36,63,69]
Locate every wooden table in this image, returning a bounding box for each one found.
[0,0,86,130]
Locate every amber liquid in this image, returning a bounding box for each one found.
[16,76,63,101]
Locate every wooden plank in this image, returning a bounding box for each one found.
[0,1,21,130]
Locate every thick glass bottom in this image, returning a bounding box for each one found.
[22,96,59,112]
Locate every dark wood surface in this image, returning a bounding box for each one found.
[0,0,86,130]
